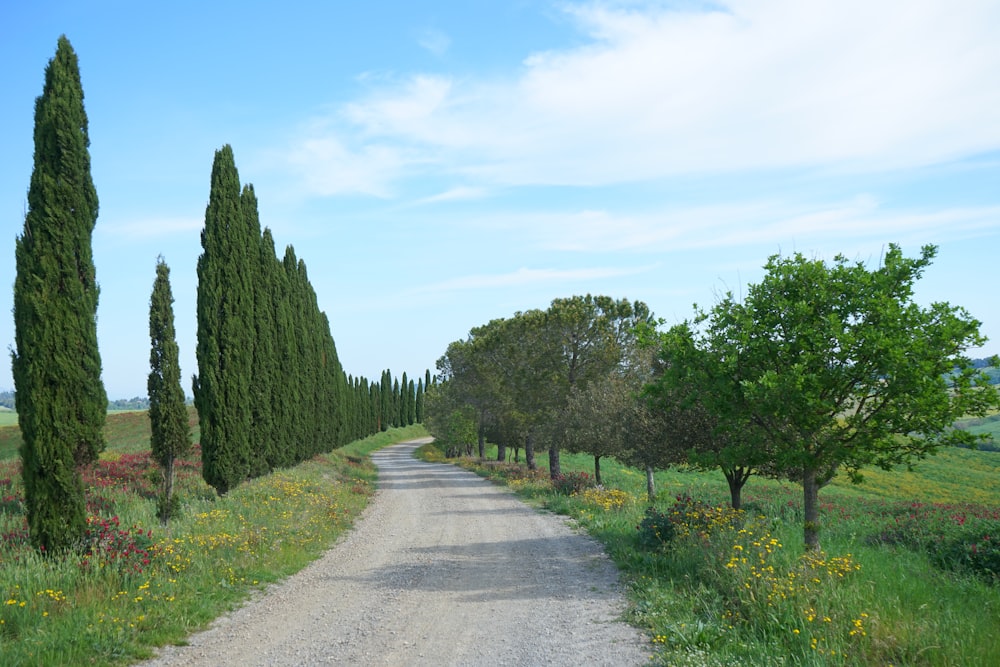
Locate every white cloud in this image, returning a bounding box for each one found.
[412,186,491,205]
[412,265,652,294]
[417,28,451,57]
[480,199,1000,253]
[290,0,1000,191]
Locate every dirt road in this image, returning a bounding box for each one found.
[140,439,650,666]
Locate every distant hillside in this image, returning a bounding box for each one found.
[0,390,152,412]
[108,396,150,411]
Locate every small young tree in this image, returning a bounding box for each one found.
[647,323,775,510]
[148,258,191,525]
[13,35,106,552]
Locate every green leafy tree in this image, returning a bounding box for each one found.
[695,244,999,550]
[12,36,106,552]
[193,145,255,495]
[424,382,478,457]
[646,323,774,510]
[541,295,654,477]
[148,258,191,525]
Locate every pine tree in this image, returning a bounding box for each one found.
[193,145,255,495]
[12,36,107,552]
[148,257,191,525]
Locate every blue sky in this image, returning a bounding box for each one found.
[2,0,999,399]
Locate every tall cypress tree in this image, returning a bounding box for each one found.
[12,36,107,552]
[243,188,274,477]
[148,257,190,525]
[407,379,417,425]
[415,378,425,423]
[400,372,410,426]
[193,145,255,495]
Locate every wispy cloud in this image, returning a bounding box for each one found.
[97,216,203,240]
[284,0,1000,193]
[417,28,451,57]
[479,200,1000,254]
[411,186,491,205]
[411,265,653,294]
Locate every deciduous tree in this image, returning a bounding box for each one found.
[693,244,999,550]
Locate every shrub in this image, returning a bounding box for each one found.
[929,524,1000,583]
[552,471,594,495]
[637,506,677,550]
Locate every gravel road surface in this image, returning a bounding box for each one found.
[140,438,650,666]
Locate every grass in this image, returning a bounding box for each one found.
[0,407,201,462]
[0,412,428,665]
[419,443,1000,666]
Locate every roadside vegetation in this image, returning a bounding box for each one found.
[0,411,427,666]
[418,442,1000,666]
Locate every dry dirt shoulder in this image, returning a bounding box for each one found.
[139,439,650,666]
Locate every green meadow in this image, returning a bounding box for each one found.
[2,409,998,665]
[0,412,426,665]
[422,442,1000,666]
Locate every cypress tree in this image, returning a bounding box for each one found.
[392,378,401,427]
[244,190,274,477]
[193,145,255,495]
[407,379,417,425]
[12,36,107,552]
[415,378,425,423]
[400,372,410,426]
[148,257,190,525]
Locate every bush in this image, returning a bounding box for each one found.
[637,506,676,550]
[552,471,594,495]
[929,524,1000,583]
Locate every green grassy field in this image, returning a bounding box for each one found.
[0,409,16,427]
[0,413,427,665]
[424,443,1000,666]
[0,407,200,461]
[2,410,998,665]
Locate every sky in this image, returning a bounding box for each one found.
[1,0,999,400]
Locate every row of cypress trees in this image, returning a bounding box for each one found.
[193,145,355,494]
[12,36,433,551]
[192,146,433,495]
[344,369,429,437]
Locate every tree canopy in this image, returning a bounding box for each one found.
[652,244,999,550]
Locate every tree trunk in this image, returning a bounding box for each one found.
[803,466,821,551]
[160,456,175,526]
[646,466,656,503]
[497,442,506,462]
[723,466,751,511]
[525,433,536,470]
[549,444,561,479]
[593,455,602,486]
[477,421,486,459]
